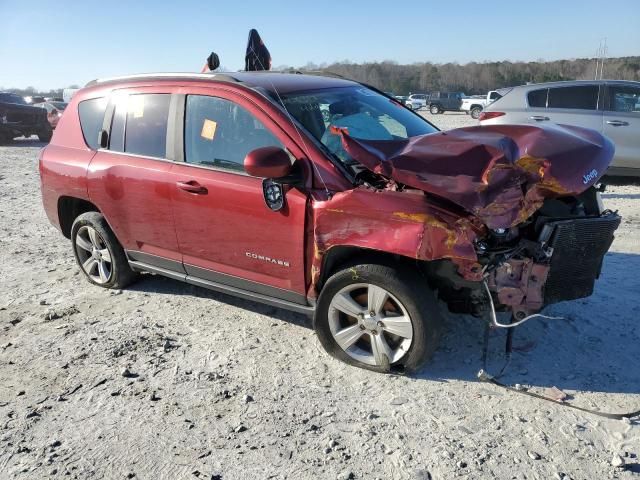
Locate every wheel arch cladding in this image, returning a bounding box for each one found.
[58,196,100,238]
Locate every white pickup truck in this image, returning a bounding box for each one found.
[461,90,502,119]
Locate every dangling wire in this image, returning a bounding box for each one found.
[482,281,564,328]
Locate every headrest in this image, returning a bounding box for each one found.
[329,100,359,116]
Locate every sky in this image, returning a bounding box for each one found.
[1,0,638,90]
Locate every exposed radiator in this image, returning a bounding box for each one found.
[541,213,621,305]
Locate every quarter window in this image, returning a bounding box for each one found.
[609,86,640,113]
[78,97,108,150]
[547,86,599,110]
[527,89,547,108]
[184,95,284,173]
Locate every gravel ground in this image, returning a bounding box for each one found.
[418,111,479,131]
[1,127,639,480]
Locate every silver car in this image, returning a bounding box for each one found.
[480,80,640,176]
[405,93,428,110]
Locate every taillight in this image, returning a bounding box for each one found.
[478,111,505,121]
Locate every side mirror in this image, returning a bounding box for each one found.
[244,146,292,179]
[245,147,299,212]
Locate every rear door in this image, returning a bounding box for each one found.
[603,83,640,171]
[170,89,309,302]
[87,88,183,273]
[543,84,603,132]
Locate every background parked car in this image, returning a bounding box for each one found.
[426,91,465,114]
[24,95,46,104]
[480,80,640,176]
[405,93,428,110]
[63,88,80,103]
[34,101,68,129]
[0,92,52,142]
[460,90,502,119]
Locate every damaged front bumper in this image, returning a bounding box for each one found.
[485,211,621,317]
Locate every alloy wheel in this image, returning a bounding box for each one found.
[75,226,113,284]
[328,283,414,367]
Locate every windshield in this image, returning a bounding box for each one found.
[277,86,438,165]
[0,93,27,105]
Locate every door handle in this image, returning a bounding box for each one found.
[176,180,208,194]
[606,120,629,127]
[529,115,550,121]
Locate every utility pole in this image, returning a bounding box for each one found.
[594,38,608,80]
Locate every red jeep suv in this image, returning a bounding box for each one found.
[39,72,620,372]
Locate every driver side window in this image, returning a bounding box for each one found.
[184,95,284,173]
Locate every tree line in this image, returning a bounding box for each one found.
[296,56,640,95]
[4,56,639,97]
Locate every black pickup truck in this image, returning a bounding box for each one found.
[0,92,52,143]
[426,91,465,114]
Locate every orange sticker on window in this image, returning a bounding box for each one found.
[330,125,349,136]
[130,95,145,118]
[201,119,217,140]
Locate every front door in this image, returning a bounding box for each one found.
[603,84,640,171]
[170,93,308,302]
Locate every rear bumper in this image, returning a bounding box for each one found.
[0,122,48,137]
[605,166,640,177]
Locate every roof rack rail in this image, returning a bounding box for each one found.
[84,72,241,88]
[291,70,349,80]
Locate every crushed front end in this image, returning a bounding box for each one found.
[478,188,620,318]
[331,123,621,318]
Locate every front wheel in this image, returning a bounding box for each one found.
[314,264,442,373]
[429,104,440,115]
[470,106,482,120]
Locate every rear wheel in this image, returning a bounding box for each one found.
[430,104,440,115]
[470,106,482,120]
[71,212,137,289]
[314,264,442,373]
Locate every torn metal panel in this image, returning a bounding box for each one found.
[309,187,485,296]
[336,124,615,229]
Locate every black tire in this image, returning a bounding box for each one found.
[71,212,138,289]
[314,263,443,374]
[429,104,440,115]
[406,103,413,110]
[470,106,482,120]
[38,124,53,142]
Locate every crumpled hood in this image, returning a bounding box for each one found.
[337,124,614,229]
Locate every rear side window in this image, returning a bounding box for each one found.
[547,86,599,110]
[184,95,283,173]
[78,97,107,149]
[123,94,171,158]
[527,89,547,108]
